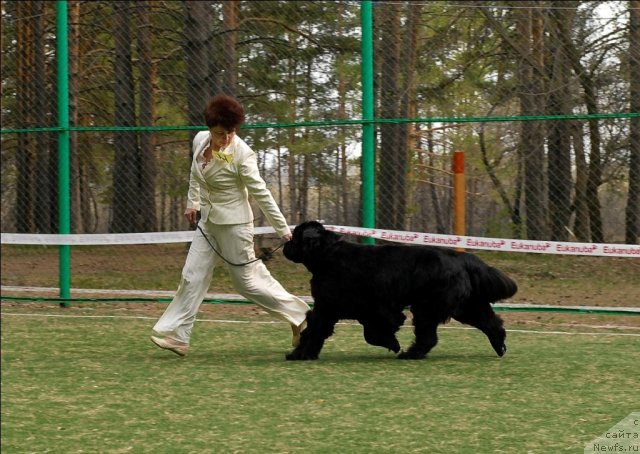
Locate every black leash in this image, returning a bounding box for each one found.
[196,224,284,267]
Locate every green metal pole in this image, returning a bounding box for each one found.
[56,0,71,307]
[360,0,375,243]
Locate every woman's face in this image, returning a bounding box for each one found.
[210,126,235,150]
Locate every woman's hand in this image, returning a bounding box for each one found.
[282,233,292,242]
[184,208,198,227]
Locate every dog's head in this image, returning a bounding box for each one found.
[283,221,339,265]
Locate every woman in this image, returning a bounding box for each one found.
[151,94,309,356]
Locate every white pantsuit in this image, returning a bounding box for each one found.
[153,132,310,344]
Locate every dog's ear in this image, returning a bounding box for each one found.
[301,224,325,254]
[300,221,325,234]
[302,226,323,240]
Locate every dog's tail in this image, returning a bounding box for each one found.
[461,254,518,303]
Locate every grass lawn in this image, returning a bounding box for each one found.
[2,305,638,453]
[2,241,639,452]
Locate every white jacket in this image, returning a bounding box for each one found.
[187,131,290,238]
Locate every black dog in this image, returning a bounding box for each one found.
[283,221,517,360]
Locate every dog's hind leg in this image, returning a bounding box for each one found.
[360,312,405,353]
[397,312,439,360]
[453,304,507,357]
[286,309,338,361]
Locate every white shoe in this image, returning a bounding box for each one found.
[291,320,307,347]
[150,335,189,357]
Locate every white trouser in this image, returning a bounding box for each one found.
[153,221,310,344]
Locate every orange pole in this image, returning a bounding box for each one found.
[453,151,465,251]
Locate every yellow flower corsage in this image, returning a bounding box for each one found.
[212,151,233,164]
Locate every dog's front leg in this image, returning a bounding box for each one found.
[397,318,438,360]
[286,310,337,361]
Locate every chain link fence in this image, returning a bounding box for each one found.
[2,0,639,246]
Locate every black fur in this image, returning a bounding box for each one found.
[283,221,518,360]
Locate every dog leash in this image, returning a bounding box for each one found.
[196,224,284,267]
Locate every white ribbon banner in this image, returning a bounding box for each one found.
[324,225,640,258]
[2,225,639,257]
[0,227,277,246]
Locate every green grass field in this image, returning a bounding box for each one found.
[2,304,638,453]
[2,244,639,452]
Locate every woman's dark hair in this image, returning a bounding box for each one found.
[203,94,245,131]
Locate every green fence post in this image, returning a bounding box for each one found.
[361,0,375,243]
[56,0,71,307]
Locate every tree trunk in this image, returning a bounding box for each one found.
[276,139,284,212]
[300,153,309,221]
[336,2,349,225]
[426,128,446,233]
[376,2,402,230]
[184,1,213,149]
[68,0,82,232]
[111,0,138,233]
[571,121,590,241]
[287,109,298,223]
[287,34,298,223]
[33,0,53,233]
[298,61,313,221]
[15,0,37,233]
[517,3,547,240]
[137,0,157,231]
[557,5,604,242]
[546,2,575,241]
[221,1,238,96]
[398,2,421,230]
[478,125,521,234]
[626,0,640,244]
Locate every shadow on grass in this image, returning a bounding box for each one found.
[143,344,504,367]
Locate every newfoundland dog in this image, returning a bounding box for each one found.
[283,221,517,360]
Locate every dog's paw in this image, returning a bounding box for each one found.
[495,343,507,357]
[387,339,401,354]
[396,350,426,360]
